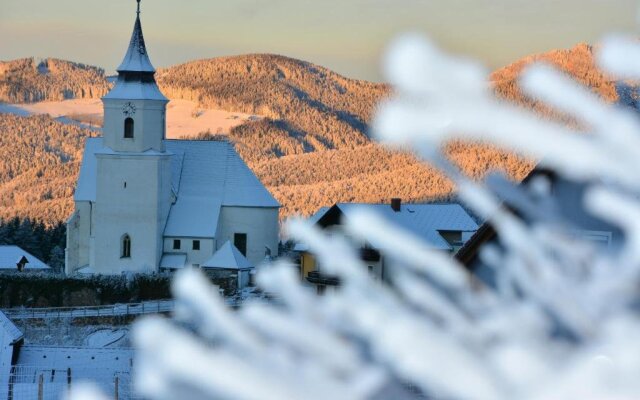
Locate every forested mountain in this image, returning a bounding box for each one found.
[0,113,89,224]
[0,45,618,223]
[156,54,390,162]
[492,43,618,106]
[0,58,110,103]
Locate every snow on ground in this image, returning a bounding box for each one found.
[0,98,261,138]
[14,318,131,348]
[14,98,103,120]
[85,329,127,348]
[0,103,31,117]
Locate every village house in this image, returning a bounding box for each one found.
[0,246,51,273]
[297,199,478,292]
[457,167,621,288]
[65,1,280,275]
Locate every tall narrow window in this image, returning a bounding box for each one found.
[173,239,181,250]
[192,240,200,250]
[234,233,247,257]
[121,234,131,258]
[124,117,134,139]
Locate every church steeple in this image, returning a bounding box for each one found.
[117,0,155,73]
[102,0,168,153]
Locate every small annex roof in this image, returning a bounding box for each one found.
[74,138,279,239]
[0,246,51,270]
[312,203,479,251]
[160,254,187,270]
[203,241,253,270]
[164,196,222,238]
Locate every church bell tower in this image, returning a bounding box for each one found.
[92,0,172,274]
[102,0,168,152]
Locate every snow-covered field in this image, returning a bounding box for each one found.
[85,329,127,348]
[14,318,131,348]
[0,98,261,139]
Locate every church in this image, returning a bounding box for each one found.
[65,1,280,275]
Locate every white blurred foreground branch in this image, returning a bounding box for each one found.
[77,35,640,399]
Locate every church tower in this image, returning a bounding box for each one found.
[92,0,172,274]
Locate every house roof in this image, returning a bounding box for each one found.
[312,203,479,251]
[203,241,253,270]
[0,246,51,270]
[74,138,280,239]
[0,311,23,344]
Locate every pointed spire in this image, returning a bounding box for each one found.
[116,0,155,73]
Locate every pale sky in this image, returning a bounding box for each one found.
[0,0,638,81]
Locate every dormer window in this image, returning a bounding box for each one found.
[124,117,134,139]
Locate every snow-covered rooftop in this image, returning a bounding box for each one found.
[203,241,253,270]
[160,253,187,270]
[0,311,23,344]
[102,79,168,101]
[0,246,51,270]
[164,196,222,238]
[75,138,280,239]
[312,203,479,250]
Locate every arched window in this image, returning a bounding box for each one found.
[121,234,131,258]
[124,118,134,139]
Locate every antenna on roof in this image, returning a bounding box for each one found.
[136,0,141,17]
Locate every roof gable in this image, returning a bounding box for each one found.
[203,241,253,270]
[0,311,23,344]
[0,246,51,270]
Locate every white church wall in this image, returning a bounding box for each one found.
[77,201,93,270]
[163,237,216,267]
[216,206,279,266]
[0,329,16,400]
[93,153,172,275]
[65,211,80,275]
[65,201,93,274]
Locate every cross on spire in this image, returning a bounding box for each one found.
[137,0,141,17]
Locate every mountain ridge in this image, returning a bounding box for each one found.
[0,44,615,223]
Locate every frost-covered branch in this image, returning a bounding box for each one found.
[75,33,640,400]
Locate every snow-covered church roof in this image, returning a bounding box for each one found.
[74,138,280,238]
[203,241,253,270]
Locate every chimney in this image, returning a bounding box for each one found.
[391,198,402,212]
